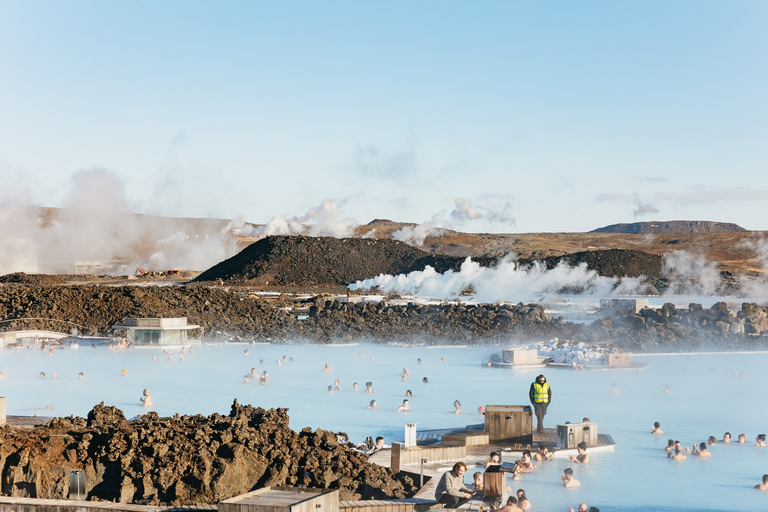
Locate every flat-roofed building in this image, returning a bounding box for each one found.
[113,317,199,346]
[599,298,649,315]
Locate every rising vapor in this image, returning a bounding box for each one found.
[0,169,235,274]
[350,256,645,303]
[235,199,360,240]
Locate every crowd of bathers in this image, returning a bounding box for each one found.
[437,446,599,511]
[654,422,768,489]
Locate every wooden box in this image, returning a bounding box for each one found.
[483,468,506,502]
[484,405,533,443]
[608,354,631,367]
[503,348,539,366]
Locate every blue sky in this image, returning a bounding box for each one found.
[1,0,766,232]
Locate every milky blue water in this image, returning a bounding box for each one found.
[2,342,768,511]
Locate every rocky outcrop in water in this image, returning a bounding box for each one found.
[0,401,415,504]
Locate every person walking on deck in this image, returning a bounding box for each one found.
[529,374,551,434]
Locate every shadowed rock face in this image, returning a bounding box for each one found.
[0,401,416,505]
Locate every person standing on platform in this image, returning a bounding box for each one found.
[529,374,551,434]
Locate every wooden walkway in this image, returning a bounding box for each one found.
[2,415,54,428]
[0,497,217,512]
[340,498,438,511]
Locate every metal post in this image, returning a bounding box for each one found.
[69,469,85,500]
[420,457,428,487]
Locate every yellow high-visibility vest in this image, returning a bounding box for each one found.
[533,382,550,403]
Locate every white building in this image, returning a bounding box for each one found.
[113,317,199,346]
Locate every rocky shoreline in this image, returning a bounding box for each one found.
[0,401,415,504]
[0,284,766,351]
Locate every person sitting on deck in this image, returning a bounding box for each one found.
[561,467,580,487]
[435,461,474,509]
[570,442,589,463]
[534,444,554,461]
[692,442,712,457]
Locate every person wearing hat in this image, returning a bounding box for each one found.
[529,374,551,434]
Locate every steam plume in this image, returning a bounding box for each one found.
[350,256,644,303]
[235,199,360,240]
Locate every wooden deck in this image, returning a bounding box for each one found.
[0,496,217,512]
[340,498,438,511]
[2,415,54,428]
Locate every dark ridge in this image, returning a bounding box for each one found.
[591,221,746,234]
[365,218,409,226]
[0,272,66,285]
[191,235,496,286]
[522,249,664,280]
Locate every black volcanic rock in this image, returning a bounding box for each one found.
[0,401,416,504]
[529,249,664,280]
[0,272,65,285]
[191,235,496,286]
[591,220,746,234]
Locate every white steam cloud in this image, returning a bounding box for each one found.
[235,199,360,240]
[392,197,514,247]
[351,249,768,303]
[451,199,481,222]
[0,169,236,275]
[737,235,768,297]
[350,256,644,304]
[392,215,445,246]
[661,251,722,296]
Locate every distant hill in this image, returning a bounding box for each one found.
[591,221,746,234]
[191,235,496,286]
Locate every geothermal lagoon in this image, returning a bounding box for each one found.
[2,340,768,511]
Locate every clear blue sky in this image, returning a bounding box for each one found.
[1,0,766,232]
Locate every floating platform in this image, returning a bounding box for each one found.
[546,360,650,371]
